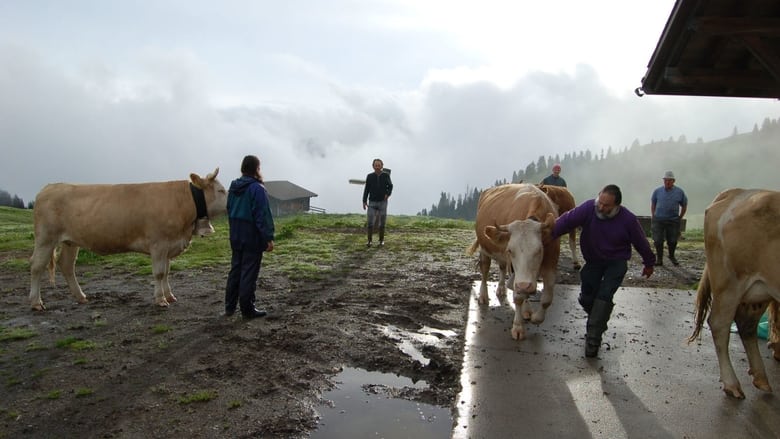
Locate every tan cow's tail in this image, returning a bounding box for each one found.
[466,239,480,256]
[688,263,712,343]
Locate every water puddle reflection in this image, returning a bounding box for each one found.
[381,325,457,366]
[312,367,453,438]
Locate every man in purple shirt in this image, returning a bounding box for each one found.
[552,184,656,358]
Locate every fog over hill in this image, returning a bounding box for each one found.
[423,117,780,229]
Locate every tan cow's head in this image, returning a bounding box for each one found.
[190,168,227,218]
[484,213,555,294]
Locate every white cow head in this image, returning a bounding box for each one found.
[484,213,555,294]
[190,168,228,218]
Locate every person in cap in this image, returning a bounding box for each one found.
[541,163,567,187]
[650,171,688,266]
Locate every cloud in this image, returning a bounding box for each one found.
[1,39,778,217]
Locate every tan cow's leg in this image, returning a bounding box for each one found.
[735,303,772,393]
[29,243,56,310]
[496,260,508,298]
[511,293,527,340]
[151,251,170,307]
[477,252,491,305]
[708,310,745,398]
[768,301,780,361]
[162,259,177,303]
[530,269,556,324]
[568,230,581,270]
[57,243,88,304]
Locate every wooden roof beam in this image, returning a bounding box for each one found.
[692,17,780,36]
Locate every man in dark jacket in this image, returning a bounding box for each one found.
[362,158,393,247]
[552,184,655,357]
[225,155,275,319]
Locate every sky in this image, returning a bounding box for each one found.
[1,0,778,215]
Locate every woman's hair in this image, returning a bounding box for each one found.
[241,155,261,176]
[372,158,383,167]
[601,184,622,205]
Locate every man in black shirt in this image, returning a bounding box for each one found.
[362,158,393,247]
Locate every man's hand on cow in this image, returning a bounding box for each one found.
[642,266,654,278]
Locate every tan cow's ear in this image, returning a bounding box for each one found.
[208,167,219,180]
[190,173,204,189]
[485,225,510,245]
[541,213,556,243]
[543,212,555,228]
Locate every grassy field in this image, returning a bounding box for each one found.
[0,206,475,280]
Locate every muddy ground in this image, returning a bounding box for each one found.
[0,230,703,438]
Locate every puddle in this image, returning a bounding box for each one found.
[381,325,457,366]
[312,367,453,439]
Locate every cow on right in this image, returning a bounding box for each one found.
[689,188,780,399]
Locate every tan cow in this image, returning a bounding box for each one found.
[689,188,780,398]
[537,184,580,269]
[467,183,560,340]
[29,168,227,310]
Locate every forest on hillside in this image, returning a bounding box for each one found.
[419,116,780,227]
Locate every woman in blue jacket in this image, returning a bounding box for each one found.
[224,155,275,319]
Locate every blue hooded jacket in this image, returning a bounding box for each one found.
[227,176,275,251]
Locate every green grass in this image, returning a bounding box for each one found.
[75,387,94,397]
[55,337,97,351]
[178,390,217,404]
[0,326,38,342]
[0,207,703,282]
[151,324,171,334]
[0,209,477,280]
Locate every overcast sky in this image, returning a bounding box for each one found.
[1,1,777,214]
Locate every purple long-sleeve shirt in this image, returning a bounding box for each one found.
[552,198,656,268]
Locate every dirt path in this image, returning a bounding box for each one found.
[0,230,703,438]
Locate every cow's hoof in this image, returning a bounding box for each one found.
[722,384,746,399]
[155,300,170,307]
[511,326,526,340]
[31,303,46,311]
[767,342,780,361]
[77,297,88,304]
[165,295,177,303]
[752,377,772,392]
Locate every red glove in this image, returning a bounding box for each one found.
[642,266,654,278]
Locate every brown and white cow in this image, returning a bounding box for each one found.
[29,168,227,310]
[689,188,780,398]
[467,183,560,340]
[537,184,580,269]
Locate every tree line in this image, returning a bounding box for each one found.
[419,116,780,223]
[0,190,28,209]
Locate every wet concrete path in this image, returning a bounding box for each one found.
[452,282,780,439]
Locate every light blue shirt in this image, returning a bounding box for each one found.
[651,186,687,220]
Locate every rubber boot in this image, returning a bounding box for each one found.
[668,242,679,266]
[366,228,373,247]
[585,299,614,358]
[654,243,664,266]
[378,228,385,246]
[578,294,593,315]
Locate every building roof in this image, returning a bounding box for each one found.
[638,0,780,98]
[263,180,318,201]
